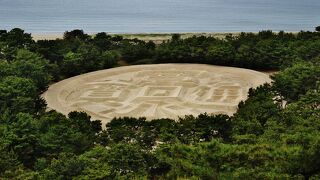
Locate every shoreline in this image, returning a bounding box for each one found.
[32,31,301,41]
[32,32,243,41]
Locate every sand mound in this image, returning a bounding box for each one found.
[43,64,271,124]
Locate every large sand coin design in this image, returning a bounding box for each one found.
[43,64,271,124]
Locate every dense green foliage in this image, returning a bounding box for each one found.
[0,28,319,179]
[154,31,320,70]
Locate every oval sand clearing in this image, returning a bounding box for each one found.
[43,64,271,124]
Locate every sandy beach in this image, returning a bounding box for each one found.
[32,32,244,42]
[32,34,64,41]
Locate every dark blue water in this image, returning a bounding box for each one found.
[0,0,319,34]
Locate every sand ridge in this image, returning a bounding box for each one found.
[43,64,271,125]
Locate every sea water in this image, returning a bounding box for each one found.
[0,0,319,34]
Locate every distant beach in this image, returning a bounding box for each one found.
[32,32,303,43]
[32,32,242,41]
[32,34,63,41]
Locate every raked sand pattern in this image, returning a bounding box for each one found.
[43,64,271,125]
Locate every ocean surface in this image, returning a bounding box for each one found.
[0,0,319,34]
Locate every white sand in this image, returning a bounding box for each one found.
[31,32,241,41]
[32,34,63,41]
[42,64,271,125]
